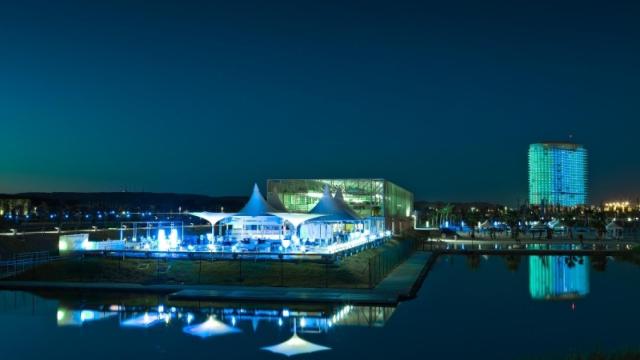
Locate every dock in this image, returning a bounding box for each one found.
[0,251,436,305]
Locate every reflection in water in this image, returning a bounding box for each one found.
[183,316,241,338]
[54,303,394,332]
[48,301,395,356]
[52,300,394,339]
[120,312,167,328]
[529,255,590,300]
[262,325,331,356]
[57,308,117,327]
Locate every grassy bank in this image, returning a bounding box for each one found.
[10,238,416,289]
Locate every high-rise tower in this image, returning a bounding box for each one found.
[528,142,587,207]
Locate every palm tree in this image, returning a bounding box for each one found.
[504,255,521,272]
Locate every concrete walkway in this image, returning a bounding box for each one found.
[168,287,397,304]
[374,252,432,299]
[167,251,434,305]
[0,251,435,305]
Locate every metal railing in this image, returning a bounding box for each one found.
[368,238,420,288]
[0,251,59,279]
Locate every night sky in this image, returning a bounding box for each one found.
[1,0,639,204]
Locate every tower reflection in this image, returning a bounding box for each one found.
[529,254,590,300]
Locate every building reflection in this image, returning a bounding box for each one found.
[54,301,396,334]
[529,254,590,300]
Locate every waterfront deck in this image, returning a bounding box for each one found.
[0,251,435,305]
[169,252,433,304]
[3,244,627,304]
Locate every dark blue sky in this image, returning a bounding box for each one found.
[1,0,639,204]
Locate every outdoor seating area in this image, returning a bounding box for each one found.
[59,184,391,256]
[188,184,389,254]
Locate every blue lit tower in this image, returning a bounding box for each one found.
[528,142,587,207]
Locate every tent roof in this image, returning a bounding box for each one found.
[261,333,331,357]
[182,317,241,338]
[236,183,277,216]
[333,188,361,219]
[189,212,234,225]
[309,186,360,221]
[606,221,624,229]
[269,213,326,228]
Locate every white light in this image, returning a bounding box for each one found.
[182,316,241,338]
[80,310,95,322]
[169,229,179,248]
[157,229,168,251]
[121,313,162,328]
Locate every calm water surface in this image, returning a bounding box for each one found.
[0,254,638,359]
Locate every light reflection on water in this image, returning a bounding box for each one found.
[54,302,394,334]
[529,255,590,300]
[0,253,638,359]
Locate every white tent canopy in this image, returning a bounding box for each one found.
[269,213,325,228]
[606,221,624,231]
[309,185,360,221]
[333,188,361,219]
[182,317,241,338]
[261,333,331,357]
[236,183,277,216]
[189,212,235,226]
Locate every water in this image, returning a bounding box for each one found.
[0,254,638,359]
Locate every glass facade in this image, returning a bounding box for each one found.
[266,179,413,220]
[528,142,587,207]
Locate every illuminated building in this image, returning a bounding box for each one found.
[267,179,414,234]
[191,184,390,254]
[60,182,397,255]
[528,142,587,207]
[0,198,31,216]
[529,254,590,300]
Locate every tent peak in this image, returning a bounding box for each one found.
[236,184,276,216]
